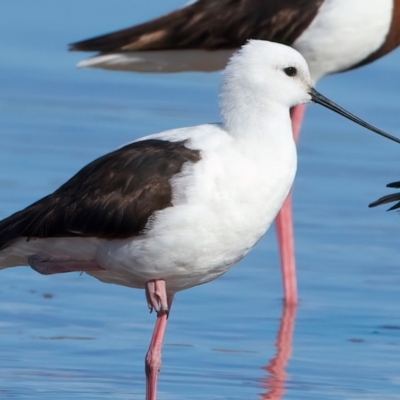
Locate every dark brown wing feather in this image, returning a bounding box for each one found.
[0,140,201,251]
[369,181,400,210]
[70,0,324,52]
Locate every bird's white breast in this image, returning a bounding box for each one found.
[293,0,393,82]
[94,126,297,293]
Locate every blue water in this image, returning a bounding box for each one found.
[1,1,400,399]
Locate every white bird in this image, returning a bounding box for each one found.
[70,0,400,305]
[0,40,398,400]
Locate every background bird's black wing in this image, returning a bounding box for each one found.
[0,139,201,251]
[369,181,400,210]
[70,0,324,52]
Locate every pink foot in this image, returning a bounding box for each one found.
[144,280,173,400]
[28,253,105,275]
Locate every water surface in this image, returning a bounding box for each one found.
[1,1,400,399]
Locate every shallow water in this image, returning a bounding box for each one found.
[1,1,400,399]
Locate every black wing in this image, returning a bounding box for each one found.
[369,181,400,210]
[70,0,323,52]
[0,139,201,251]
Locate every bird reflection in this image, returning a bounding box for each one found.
[260,303,297,399]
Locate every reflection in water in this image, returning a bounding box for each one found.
[260,304,297,400]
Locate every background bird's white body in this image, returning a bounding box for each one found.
[293,0,393,81]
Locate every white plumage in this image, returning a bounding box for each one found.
[0,40,304,294]
[293,0,393,82]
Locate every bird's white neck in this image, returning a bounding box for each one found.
[221,88,294,149]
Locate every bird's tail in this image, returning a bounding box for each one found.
[369,181,400,210]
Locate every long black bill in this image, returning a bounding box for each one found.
[309,88,400,144]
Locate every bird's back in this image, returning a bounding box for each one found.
[71,0,399,78]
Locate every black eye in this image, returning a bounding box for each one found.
[284,67,297,77]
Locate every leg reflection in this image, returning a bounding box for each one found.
[260,303,297,399]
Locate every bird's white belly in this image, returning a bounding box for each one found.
[293,0,393,82]
[93,144,296,293]
[95,203,269,292]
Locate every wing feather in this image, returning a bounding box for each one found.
[0,139,201,250]
[70,0,324,52]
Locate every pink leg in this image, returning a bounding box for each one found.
[275,104,306,305]
[290,104,305,142]
[145,280,174,400]
[28,253,105,275]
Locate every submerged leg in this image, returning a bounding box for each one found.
[28,254,105,275]
[145,280,174,400]
[275,104,306,305]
